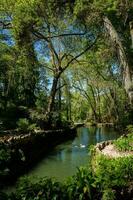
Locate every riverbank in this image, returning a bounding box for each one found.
[0,126,76,188]
[1,130,132,200]
[91,136,133,199]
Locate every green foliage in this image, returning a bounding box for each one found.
[28,123,38,132]
[92,154,133,191]
[92,0,118,13]
[0,148,11,162]
[66,167,93,200]
[0,145,11,177]
[114,133,133,152]
[12,177,67,200]
[17,118,30,132]
[126,125,133,134]
[17,118,38,132]
[3,168,94,200]
[102,188,115,200]
[3,155,133,200]
[0,0,133,128]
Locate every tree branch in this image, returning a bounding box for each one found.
[62,36,99,72]
[0,21,12,29]
[47,32,87,39]
[32,30,49,42]
[44,65,54,72]
[56,83,66,92]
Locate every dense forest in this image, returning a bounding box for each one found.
[0,0,133,199]
[0,0,133,129]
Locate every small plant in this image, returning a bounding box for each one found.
[66,167,93,200]
[28,123,38,132]
[126,125,133,134]
[0,148,11,162]
[0,145,11,178]
[0,144,11,165]
[17,118,39,132]
[102,188,115,200]
[17,118,30,132]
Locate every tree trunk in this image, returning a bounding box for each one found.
[96,87,102,122]
[57,78,62,121]
[129,21,133,49]
[103,16,133,104]
[15,25,38,107]
[46,74,59,122]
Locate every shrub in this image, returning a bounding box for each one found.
[28,123,38,132]
[92,154,133,192]
[17,118,30,132]
[114,133,133,151]
[102,189,115,200]
[2,157,133,200]
[12,177,67,200]
[126,125,133,134]
[1,134,133,200]
[65,167,94,200]
[17,118,39,132]
[0,148,11,162]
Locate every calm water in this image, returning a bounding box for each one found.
[25,126,120,182]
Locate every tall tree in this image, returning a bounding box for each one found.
[74,0,133,104]
[7,0,99,123]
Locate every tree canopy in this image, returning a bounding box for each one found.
[0,0,133,129]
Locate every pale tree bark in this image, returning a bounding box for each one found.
[129,21,133,49]
[103,16,133,104]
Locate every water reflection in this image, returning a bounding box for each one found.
[27,127,120,182]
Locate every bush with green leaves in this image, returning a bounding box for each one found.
[17,118,30,132]
[91,153,133,199]
[0,147,11,163]
[102,189,116,200]
[0,145,11,178]
[92,154,133,188]
[114,133,133,152]
[2,156,133,200]
[7,177,68,200]
[113,124,133,152]
[1,133,133,200]
[126,125,133,134]
[3,169,96,200]
[17,118,38,132]
[65,167,94,200]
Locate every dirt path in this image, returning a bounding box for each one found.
[101,144,133,158]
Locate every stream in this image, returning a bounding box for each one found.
[4,126,121,193]
[25,126,120,182]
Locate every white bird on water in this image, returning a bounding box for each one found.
[80,144,86,148]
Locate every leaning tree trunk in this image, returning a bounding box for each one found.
[103,16,133,104]
[46,74,59,123]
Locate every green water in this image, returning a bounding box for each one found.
[25,126,120,182]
